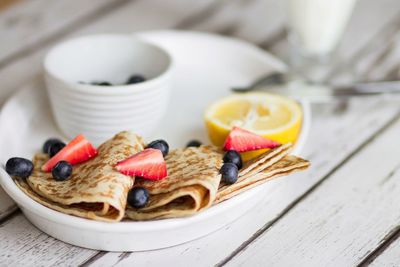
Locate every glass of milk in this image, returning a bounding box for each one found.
[287,0,357,79]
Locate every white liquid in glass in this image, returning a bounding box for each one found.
[287,0,357,56]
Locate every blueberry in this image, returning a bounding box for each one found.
[52,161,73,181]
[127,187,149,208]
[147,140,169,157]
[126,75,146,84]
[5,157,34,179]
[220,163,238,184]
[91,81,112,86]
[186,140,202,147]
[223,150,243,169]
[48,142,66,158]
[43,138,64,154]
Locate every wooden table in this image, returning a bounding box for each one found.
[1,0,400,266]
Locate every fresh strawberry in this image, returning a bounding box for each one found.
[42,134,98,172]
[115,148,167,180]
[223,127,280,152]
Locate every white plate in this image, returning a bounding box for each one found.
[0,30,311,251]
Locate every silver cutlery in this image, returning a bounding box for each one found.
[232,72,400,102]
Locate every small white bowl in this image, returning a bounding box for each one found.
[44,34,173,145]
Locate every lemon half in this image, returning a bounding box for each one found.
[204,93,303,160]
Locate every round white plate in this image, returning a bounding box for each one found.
[0,30,311,251]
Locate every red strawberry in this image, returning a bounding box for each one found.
[115,148,167,180]
[42,134,98,172]
[223,127,280,152]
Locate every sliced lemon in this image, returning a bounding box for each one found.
[204,93,303,161]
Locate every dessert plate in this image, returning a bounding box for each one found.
[0,30,311,251]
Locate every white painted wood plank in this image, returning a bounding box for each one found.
[336,0,400,65]
[358,32,400,81]
[0,192,16,220]
[232,0,285,44]
[370,237,400,267]
[226,111,400,266]
[0,0,121,64]
[0,213,96,267]
[328,0,400,82]
[84,99,400,267]
[187,0,285,44]
[328,34,400,88]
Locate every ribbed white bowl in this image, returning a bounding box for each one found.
[44,34,173,145]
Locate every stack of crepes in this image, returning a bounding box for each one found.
[15,131,309,222]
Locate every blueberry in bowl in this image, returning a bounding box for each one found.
[126,74,146,85]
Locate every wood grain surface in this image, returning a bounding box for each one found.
[0,0,400,266]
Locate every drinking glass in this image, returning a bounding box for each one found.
[286,0,357,81]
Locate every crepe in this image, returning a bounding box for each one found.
[125,146,223,220]
[215,152,310,204]
[238,155,310,195]
[239,143,293,178]
[17,131,144,222]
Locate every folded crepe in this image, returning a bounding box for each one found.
[125,146,223,220]
[215,144,310,203]
[14,131,144,222]
[234,155,310,196]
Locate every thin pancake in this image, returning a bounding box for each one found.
[15,177,122,220]
[218,144,292,192]
[239,143,292,178]
[215,155,310,203]
[24,131,144,222]
[125,146,223,220]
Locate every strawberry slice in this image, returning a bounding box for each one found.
[115,148,167,180]
[223,127,280,152]
[42,134,98,172]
